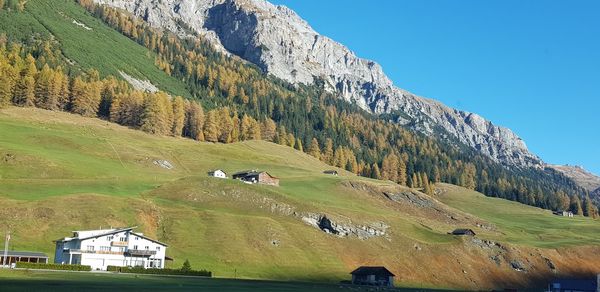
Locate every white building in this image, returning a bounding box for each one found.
[208,169,227,179]
[54,227,168,271]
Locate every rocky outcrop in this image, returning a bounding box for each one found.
[92,0,542,168]
[301,213,388,240]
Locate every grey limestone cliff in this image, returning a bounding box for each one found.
[92,0,542,167]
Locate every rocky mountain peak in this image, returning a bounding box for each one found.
[92,0,543,168]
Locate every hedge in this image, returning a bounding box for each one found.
[16,262,92,271]
[107,266,211,277]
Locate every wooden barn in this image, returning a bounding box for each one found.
[232,170,279,186]
[350,266,395,287]
[323,170,338,176]
[451,229,476,236]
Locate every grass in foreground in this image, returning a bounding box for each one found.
[0,269,458,292]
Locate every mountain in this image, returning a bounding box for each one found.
[91,0,542,168]
[549,165,600,192]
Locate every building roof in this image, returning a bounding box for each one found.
[1,251,48,258]
[452,229,476,235]
[551,279,597,291]
[130,232,168,247]
[233,170,278,179]
[350,266,395,277]
[54,227,167,247]
[208,169,226,174]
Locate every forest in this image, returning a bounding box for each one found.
[0,0,595,217]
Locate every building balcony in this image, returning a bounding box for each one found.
[126,250,157,257]
[67,249,124,255]
[111,241,128,247]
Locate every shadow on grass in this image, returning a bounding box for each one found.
[3,268,598,291]
[0,271,464,292]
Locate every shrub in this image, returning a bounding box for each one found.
[106,265,211,277]
[16,262,91,271]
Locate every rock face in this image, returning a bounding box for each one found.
[549,165,600,191]
[92,0,542,167]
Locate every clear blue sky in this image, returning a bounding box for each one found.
[269,0,600,175]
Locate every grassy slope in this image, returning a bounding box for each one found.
[437,184,600,248]
[0,0,190,98]
[1,108,600,290]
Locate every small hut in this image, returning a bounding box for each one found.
[450,229,476,236]
[350,266,395,287]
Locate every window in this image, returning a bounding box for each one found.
[107,236,113,241]
[156,246,161,251]
[135,236,139,240]
[133,245,138,250]
[145,246,149,250]
[86,246,95,251]
[119,237,126,242]
[100,246,110,252]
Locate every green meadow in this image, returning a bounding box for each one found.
[1,107,599,290]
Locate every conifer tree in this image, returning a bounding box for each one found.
[295,138,303,152]
[570,195,583,216]
[183,101,205,141]
[71,78,101,117]
[217,108,233,143]
[398,158,407,186]
[0,56,16,107]
[287,133,295,148]
[248,118,261,140]
[260,118,276,142]
[203,110,219,142]
[140,92,171,135]
[171,96,185,137]
[13,75,35,107]
[308,138,321,160]
[411,173,419,188]
[583,195,597,218]
[370,163,380,179]
[323,138,334,165]
[230,114,240,143]
[239,114,252,141]
[35,64,53,109]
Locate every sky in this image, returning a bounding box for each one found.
[269,0,600,175]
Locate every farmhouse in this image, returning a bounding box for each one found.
[323,170,338,176]
[208,169,227,179]
[232,170,279,186]
[350,266,395,287]
[553,210,574,218]
[451,229,476,236]
[54,227,168,271]
[1,251,48,265]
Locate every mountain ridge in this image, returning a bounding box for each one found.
[91,0,543,168]
[549,165,600,192]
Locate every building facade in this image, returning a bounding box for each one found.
[350,266,395,287]
[208,170,227,179]
[233,170,279,186]
[553,211,574,218]
[54,227,167,271]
